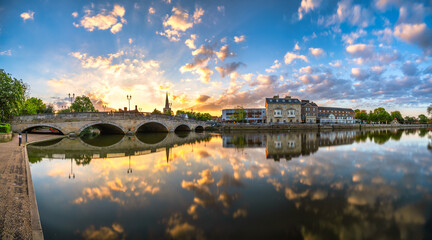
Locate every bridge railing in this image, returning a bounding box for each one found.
[12,112,211,125]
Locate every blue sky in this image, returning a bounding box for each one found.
[0,0,431,116]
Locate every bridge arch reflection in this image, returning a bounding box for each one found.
[79,122,126,135]
[136,121,169,133]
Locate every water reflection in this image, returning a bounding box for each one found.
[28,129,432,239]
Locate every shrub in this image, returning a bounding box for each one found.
[0,123,11,133]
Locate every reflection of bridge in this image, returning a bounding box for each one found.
[27,132,212,161]
[12,112,211,135]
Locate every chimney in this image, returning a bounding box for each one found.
[285,96,291,99]
[135,105,138,111]
[273,95,279,99]
[124,107,127,112]
[301,100,309,103]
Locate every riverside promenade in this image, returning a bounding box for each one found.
[0,134,62,240]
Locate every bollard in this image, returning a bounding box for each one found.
[25,131,28,143]
[18,133,22,146]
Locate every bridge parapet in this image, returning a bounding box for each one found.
[13,112,210,125]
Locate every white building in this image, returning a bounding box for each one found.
[222,108,266,123]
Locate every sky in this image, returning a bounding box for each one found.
[0,0,431,116]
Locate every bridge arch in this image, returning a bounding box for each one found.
[174,124,191,132]
[78,121,126,135]
[136,121,169,133]
[21,124,65,135]
[194,126,204,132]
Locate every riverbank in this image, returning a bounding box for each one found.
[220,123,432,132]
[0,134,64,240]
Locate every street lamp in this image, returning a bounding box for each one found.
[68,93,75,112]
[126,95,132,112]
[103,105,107,112]
[127,155,132,174]
[69,159,75,179]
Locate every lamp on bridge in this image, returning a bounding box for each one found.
[126,95,132,112]
[103,105,107,112]
[68,93,75,112]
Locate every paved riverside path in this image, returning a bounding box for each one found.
[0,134,62,240]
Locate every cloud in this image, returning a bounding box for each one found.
[401,61,418,76]
[128,38,133,44]
[266,60,282,73]
[196,95,210,103]
[77,4,126,34]
[346,44,374,59]
[48,50,167,111]
[0,50,12,56]
[72,12,78,18]
[159,7,201,41]
[342,29,367,44]
[394,23,432,54]
[294,42,300,51]
[217,6,225,14]
[185,34,197,49]
[309,47,325,57]
[216,45,236,61]
[351,68,370,80]
[148,7,155,15]
[298,0,321,20]
[284,52,308,64]
[324,0,375,28]
[329,60,342,67]
[193,8,204,24]
[20,10,35,21]
[215,62,244,78]
[234,35,246,43]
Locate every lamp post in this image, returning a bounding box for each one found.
[69,159,75,179]
[127,155,132,174]
[126,95,132,111]
[68,93,75,112]
[103,105,107,112]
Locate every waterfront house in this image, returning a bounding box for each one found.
[265,95,301,123]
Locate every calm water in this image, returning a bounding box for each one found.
[28,129,432,240]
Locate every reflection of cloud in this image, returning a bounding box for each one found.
[285,187,309,200]
[81,223,125,240]
[165,213,204,240]
[233,208,247,218]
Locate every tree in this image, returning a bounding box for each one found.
[404,116,416,124]
[152,108,162,114]
[58,108,71,113]
[20,97,46,115]
[390,111,404,123]
[418,114,428,124]
[428,104,432,116]
[43,104,54,114]
[71,95,97,112]
[0,70,27,122]
[355,110,368,122]
[372,107,392,123]
[230,106,247,123]
[164,109,174,116]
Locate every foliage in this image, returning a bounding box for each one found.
[354,110,368,122]
[152,108,162,114]
[58,108,71,113]
[390,111,404,123]
[20,97,46,115]
[428,104,432,116]
[0,70,27,122]
[418,114,428,124]
[176,110,212,121]
[404,116,416,124]
[369,108,392,123]
[229,106,247,122]
[0,123,11,133]
[164,109,174,116]
[43,104,54,113]
[71,95,97,112]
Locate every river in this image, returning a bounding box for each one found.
[27,129,432,239]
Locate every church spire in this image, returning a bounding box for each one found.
[163,92,172,114]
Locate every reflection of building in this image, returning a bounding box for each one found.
[163,92,172,114]
[301,100,318,123]
[265,134,302,161]
[221,108,266,123]
[222,134,266,148]
[318,107,355,124]
[265,96,301,123]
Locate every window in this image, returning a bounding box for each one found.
[274,110,282,117]
[287,110,295,117]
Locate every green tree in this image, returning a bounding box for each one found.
[373,107,392,123]
[58,108,71,113]
[152,108,162,114]
[230,106,247,123]
[20,97,46,115]
[0,70,27,122]
[390,111,404,123]
[164,109,174,116]
[404,116,416,124]
[43,104,54,114]
[71,95,97,112]
[418,114,428,124]
[355,110,368,122]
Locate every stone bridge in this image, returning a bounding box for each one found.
[11,112,211,136]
